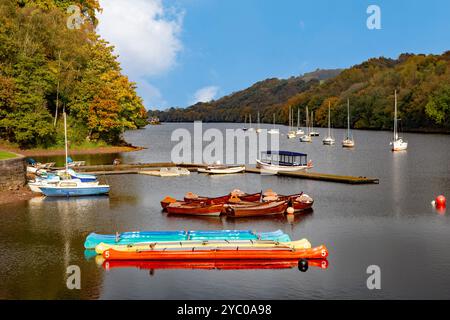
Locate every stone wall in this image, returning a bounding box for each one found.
[0,155,26,191]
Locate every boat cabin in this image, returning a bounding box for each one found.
[260,151,308,167]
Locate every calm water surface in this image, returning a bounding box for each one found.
[1,123,450,299]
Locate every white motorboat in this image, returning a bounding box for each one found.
[256,151,313,172]
[198,165,246,174]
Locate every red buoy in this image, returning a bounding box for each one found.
[436,195,446,208]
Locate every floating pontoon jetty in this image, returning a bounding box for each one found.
[52,163,379,184]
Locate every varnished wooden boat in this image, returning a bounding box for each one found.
[183,192,262,204]
[224,200,289,218]
[100,258,329,271]
[166,202,224,216]
[102,245,329,260]
[277,193,314,212]
[161,192,262,210]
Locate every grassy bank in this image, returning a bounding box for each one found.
[0,151,19,160]
[0,140,145,157]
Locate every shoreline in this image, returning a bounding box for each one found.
[0,186,36,205]
[157,122,450,135]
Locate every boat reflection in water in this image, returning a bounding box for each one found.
[96,256,329,274]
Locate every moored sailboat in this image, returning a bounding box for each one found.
[287,106,296,139]
[390,90,408,151]
[322,102,335,145]
[310,111,320,136]
[268,114,279,135]
[39,112,110,197]
[342,99,355,148]
[296,108,304,135]
[299,106,312,142]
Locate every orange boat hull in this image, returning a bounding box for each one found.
[102,259,328,271]
[103,245,328,261]
[166,203,224,216]
[225,201,289,217]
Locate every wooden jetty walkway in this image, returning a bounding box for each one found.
[53,162,379,185]
[244,167,379,185]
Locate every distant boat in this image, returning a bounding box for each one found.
[342,99,355,148]
[296,108,304,136]
[322,102,335,145]
[197,165,246,175]
[310,111,320,136]
[390,90,408,151]
[248,114,254,131]
[242,114,249,131]
[287,107,296,139]
[299,106,312,142]
[268,114,279,135]
[256,151,313,172]
[256,111,262,133]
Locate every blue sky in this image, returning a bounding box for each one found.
[98,0,450,110]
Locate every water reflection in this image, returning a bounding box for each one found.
[96,258,329,273]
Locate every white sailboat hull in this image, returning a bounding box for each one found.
[342,139,355,148]
[391,139,408,151]
[287,132,296,139]
[268,129,279,135]
[299,135,312,143]
[323,137,335,145]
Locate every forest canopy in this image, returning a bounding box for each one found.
[0,0,148,148]
[152,52,450,133]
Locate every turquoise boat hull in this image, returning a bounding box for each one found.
[84,230,291,249]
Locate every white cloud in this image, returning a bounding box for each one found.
[97,0,184,108]
[191,86,220,104]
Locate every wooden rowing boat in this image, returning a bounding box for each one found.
[224,200,289,218]
[183,192,262,204]
[161,192,262,210]
[102,245,328,260]
[277,193,314,212]
[166,202,224,216]
[100,258,329,271]
[95,239,311,255]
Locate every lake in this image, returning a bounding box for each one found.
[1,123,450,299]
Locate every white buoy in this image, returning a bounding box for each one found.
[286,207,295,214]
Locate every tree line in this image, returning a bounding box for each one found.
[0,0,148,148]
[151,52,450,133]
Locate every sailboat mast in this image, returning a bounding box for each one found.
[347,98,350,138]
[328,102,331,137]
[297,108,300,129]
[288,106,291,130]
[394,90,398,140]
[305,106,309,134]
[257,111,260,130]
[64,111,68,172]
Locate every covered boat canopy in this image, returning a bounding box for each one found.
[260,151,308,167]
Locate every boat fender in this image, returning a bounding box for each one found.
[298,259,308,272]
[286,207,295,214]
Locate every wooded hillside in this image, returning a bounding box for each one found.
[0,0,148,148]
